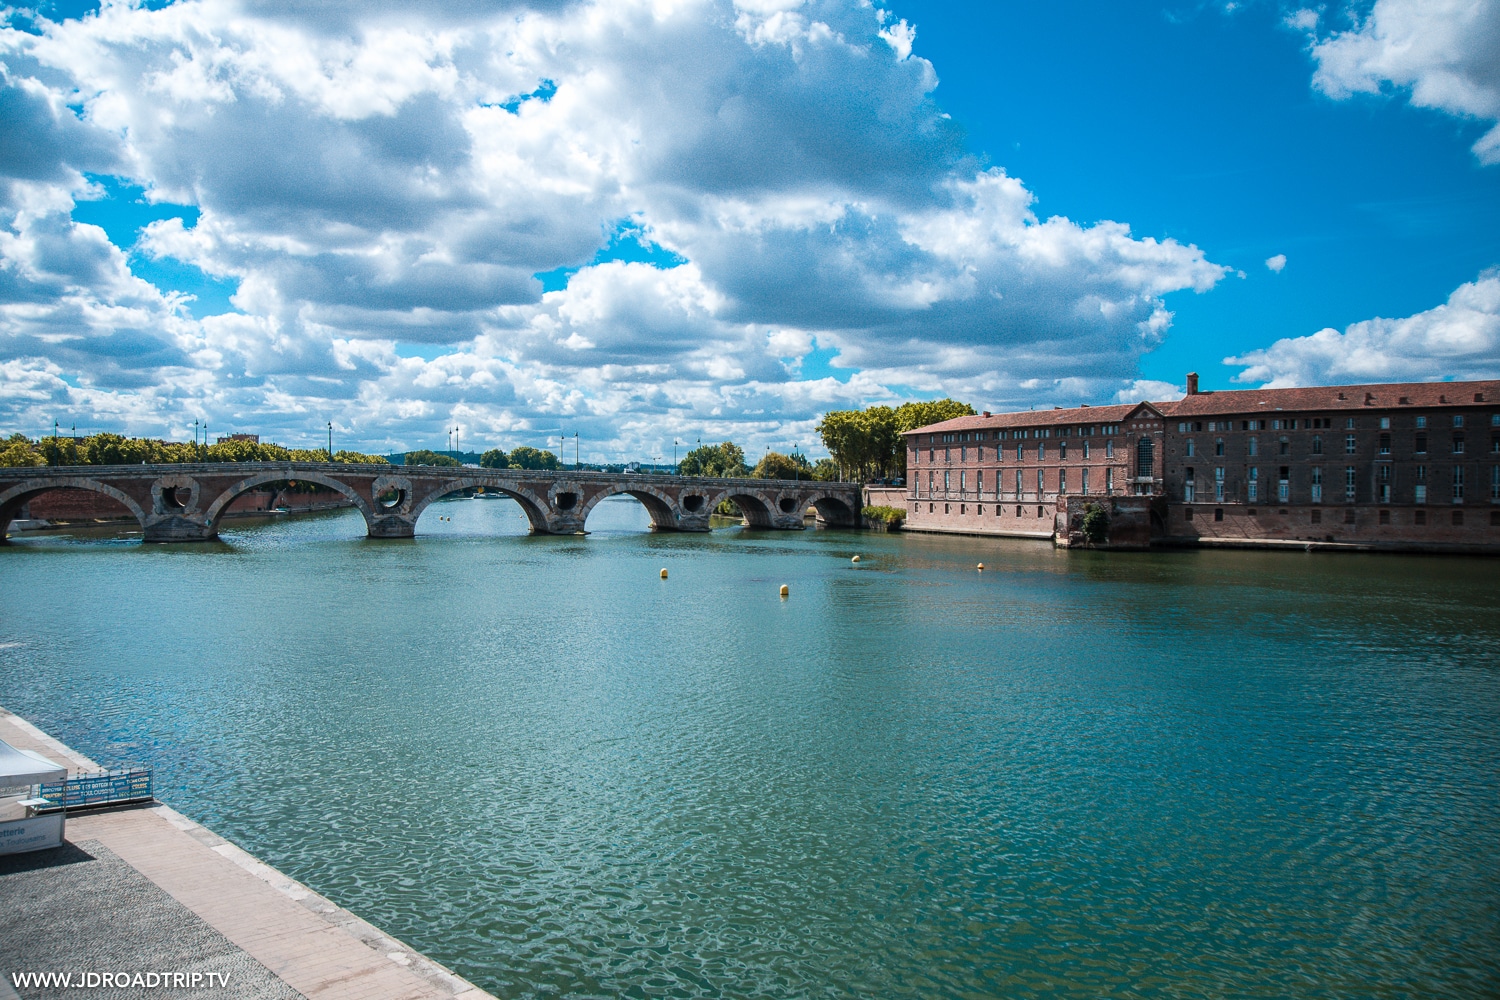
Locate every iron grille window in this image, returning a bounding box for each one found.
[1136,437,1153,478]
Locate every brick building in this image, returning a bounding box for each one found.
[902,376,1500,553]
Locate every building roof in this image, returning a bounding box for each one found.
[903,402,1161,437]
[1162,379,1500,418]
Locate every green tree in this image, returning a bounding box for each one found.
[679,441,747,478]
[480,448,509,469]
[332,450,387,464]
[893,398,976,434]
[810,458,840,482]
[507,445,561,470]
[1080,503,1110,545]
[0,434,44,467]
[751,451,813,480]
[405,449,461,467]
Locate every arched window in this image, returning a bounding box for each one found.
[1136,437,1154,478]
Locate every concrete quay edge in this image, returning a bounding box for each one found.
[0,706,497,1000]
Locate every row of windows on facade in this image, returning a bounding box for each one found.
[1180,431,1497,458]
[920,439,1119,463]
[930,424,1122,445]
[1185,507,1497,527]
[1179,465,1500,504]
[923,467,1116,497]
[1177,413,1497,433]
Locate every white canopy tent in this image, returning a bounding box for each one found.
[0,738,67,786]
[0,737,69,855]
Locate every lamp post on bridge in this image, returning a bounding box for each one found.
[327,422,333,462]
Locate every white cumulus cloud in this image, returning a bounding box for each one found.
[1265,253,1286,272]
[0,0,1227,456]
[1301,0,1500,164]
[1225,270,1500,387]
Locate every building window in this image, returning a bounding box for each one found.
[1416,415,1427,429]
[1345,434,1357,454]
[928,471,934,496]
[1415,464,1427,504]
[1215,438,1224,456]
[1059,469,1068,494]
[1248,467,1259,503]
[945,448,950,463]
[1345,466,1357,502]
[1015,470,1023,497]
[1081,468,1090,495]
[1214,467,1225,501]
[1453,434,1465,454]
[960,446,966,463]
[1415,432,1427,454]
[1278,467,1290,503]
[1379,509,1390,525]
[977,471,984,496]
[1454,415,1465,428]
[1310,435,1320,455]
[1037,469,1046,495]
[1279,436,1290,456]
[960,470,967,494]
[1016,443,1024,461]
[1136,437,1153,478]
[1105,467,1113,493]
[1038,442,1047,461]
[1379,417,1391,429]
[1379,433,1390,455]
[1082,440,1091,459]
[1453,509,1464,526]
[1106,439,1115,459]
[1453,466,1465,502]
[1415,509,1426,525]
[1186,438,1195,457]
[1346,418,1356,429]
[1184,467,1195,503]
[1377,464,1391,503]
[1059,441,1068,460]
[944,471,950,495]
[1311,508,1322,524]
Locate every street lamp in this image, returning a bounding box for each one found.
[327,421,333,461]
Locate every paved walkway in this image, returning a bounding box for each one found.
[0,709,496,1000]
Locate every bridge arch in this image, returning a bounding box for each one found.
[203,470,376,532]
[578,485,680,531]
[718,490,776,528]
[407,478,551,534]
[0,478,148,539]
[805,492,858,527]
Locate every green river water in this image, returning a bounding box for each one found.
[1,496,1497,998]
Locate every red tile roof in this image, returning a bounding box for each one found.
[1162,379,1500,417]
[904,401,1162,436]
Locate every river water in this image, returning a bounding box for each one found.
[2,497,1497,998]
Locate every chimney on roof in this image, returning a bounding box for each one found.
[1476,393,1485,402]
[1364,392,1374,405]
[1186,372,1199,395]
[983,411,991,417]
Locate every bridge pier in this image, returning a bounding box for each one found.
[142,515,219,543]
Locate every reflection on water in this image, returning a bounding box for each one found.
[2,497,1498,998]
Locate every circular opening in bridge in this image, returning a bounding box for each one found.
[779,497,797,514]
[377,488,404,510]
[554,491,578,511]
[162,487,187,508]
[682,495,705,513]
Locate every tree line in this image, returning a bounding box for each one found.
[0,432,387,468]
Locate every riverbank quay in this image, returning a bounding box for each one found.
[0,708,496,1000]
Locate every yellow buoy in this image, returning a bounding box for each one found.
[851,555,861,563]
[779,584,789,598]
[660,568,668,579]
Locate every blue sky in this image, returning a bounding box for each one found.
[1,0,1497,458]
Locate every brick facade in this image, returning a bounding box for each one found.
[903,378,1500,553]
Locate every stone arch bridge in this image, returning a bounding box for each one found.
[0,462,863,542]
